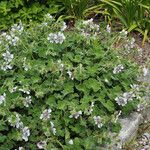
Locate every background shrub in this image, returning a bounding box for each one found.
[0,16,141,149]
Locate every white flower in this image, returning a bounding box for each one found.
[120,29,128,38]
[1,32,7,37]
[18,147,24,150]
[19,88,30,95]
[113,64,124,74]
[55,32,66,44]
[11,36,19,46]
[1,62,13,71]
[115,91,136,106]
[0,93,6,105]
[40,108,52,120]
[67,70,74,80]
[9,86,17,93]
[15,114,21,129]
[88,102,94,115]
[93,116,103,128]
[123,92,135,101]
[47,32,65,44]
[37,141,47,149]
[23,96,32,107]
[106,24,111,33]
[81,18,99,37]
[143,67,148,76]
[50,121,56,135]
[131,84,140,92]
[45,13,53,19]
[69,110,82,119]
[115,96,127,106]
[83,18,93,25]
[22,126,30,141]
[6,35,11,40]
[68,139,74,145]
[47,33,56,43]
[11,21,24,34]
[61,22,67,31]
[8,114,24,129]
[2,50,14,63]
[58,60,64,72]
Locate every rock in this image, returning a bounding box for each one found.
[141,107,150,123]
[118,112,143,145]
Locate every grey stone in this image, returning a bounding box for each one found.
[118,112,143,144]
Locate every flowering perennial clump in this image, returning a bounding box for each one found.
[0,17,141,149]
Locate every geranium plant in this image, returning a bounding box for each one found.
[0,15,142,149]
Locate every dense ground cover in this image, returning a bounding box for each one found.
[0,15,145,149]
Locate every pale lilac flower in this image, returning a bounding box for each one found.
[8,114,23,129]
[50,121,56,135]
[19,88,30,95]
[23,96,32,107]
[115,96,127,106]
[1,62,13,71]
[40,108,52,120]
[37,141,47,149]
[47,33,56,43]
[0,93,6,104]
[11,21,24,34]
[47,32,65,44]
[88,102,94,115]
[11,36,19,46]
[5,35,11,40]
[113,64,124,74]
[93,116,103,128]
[55,32,66,44]
[67,70,74,80]
[2,50,14,62]
[68,139,74,145]
[69,110,82,119]
[123,92,135,101]
[22,126,30,141]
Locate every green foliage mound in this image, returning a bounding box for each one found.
[0,16,141,149]
[0,0,61,30]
